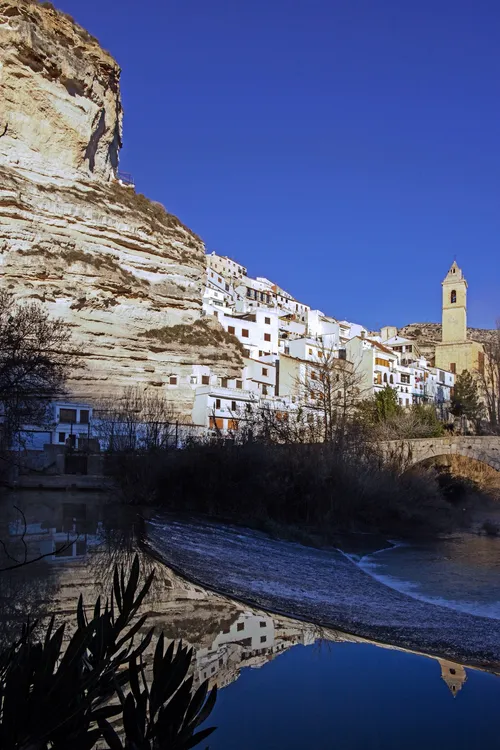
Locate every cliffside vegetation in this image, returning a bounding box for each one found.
[141,319,246,359]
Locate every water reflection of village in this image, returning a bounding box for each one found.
[0,492,475,699]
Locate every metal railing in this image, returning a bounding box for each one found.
[117,171,135,186]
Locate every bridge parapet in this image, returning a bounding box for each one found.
[378,437,500,472]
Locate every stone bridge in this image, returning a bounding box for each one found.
[379,437,500,472]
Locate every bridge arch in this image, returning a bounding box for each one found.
[379,437,500,473]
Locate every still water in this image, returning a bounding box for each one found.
[1,491,499,750]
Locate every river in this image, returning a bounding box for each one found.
[1,491,499,750]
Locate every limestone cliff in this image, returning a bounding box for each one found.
[0,0,242,416]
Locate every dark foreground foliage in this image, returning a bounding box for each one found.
[0,555,216,749]
[107,441,472,537]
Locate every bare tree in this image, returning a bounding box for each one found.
[477,321,500,431]
[94,387,179,451]
[296,344,366,446]
[0,291,81,455]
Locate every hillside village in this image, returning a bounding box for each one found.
[44,255,471,451]
[194,251,458,434]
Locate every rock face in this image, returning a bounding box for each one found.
[0,0,121,182]
[398,323,497,364]
[0,0,242,416]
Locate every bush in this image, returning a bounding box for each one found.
[108,442,455,536]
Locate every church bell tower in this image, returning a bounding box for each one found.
[442,261,467,343]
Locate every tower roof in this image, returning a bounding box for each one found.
[442,261,466,285]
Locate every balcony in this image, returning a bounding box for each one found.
[196,384,257,401]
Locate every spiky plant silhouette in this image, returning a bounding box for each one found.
[0,555,217,749]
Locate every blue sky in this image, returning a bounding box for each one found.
[58,0,499,330]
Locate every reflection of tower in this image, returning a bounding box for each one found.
[438,658,467,697]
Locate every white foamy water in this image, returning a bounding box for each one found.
[356,536,500,620]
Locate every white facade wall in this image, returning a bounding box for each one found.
[287,337,332,362]
[243,358,276,397]
[209,307,279,357]
[191,385,257,430]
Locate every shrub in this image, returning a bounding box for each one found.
[108,441,455,536]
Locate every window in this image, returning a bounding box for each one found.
[401,373,410,384]
[262,368,268,376]
[383,373,388,383]
[228,419,239,431]
[215,399,221,408]
[190,375,197,384]
[260,621,267,628]
[221,377,228,388]
[59,432,66,443]
[450,363,456,374]
[318,351,323,358]
[236,380,243,389]
[338,349,346,360]
[375,358,390,368]
[169,375,177,385]
[244,348,251,357]
[228,325,235,335]
[242,329,249,338]
[389,374,394,384]
[311,371,317,381]
[237,622,245,632]
[231,401,237,411]
[308,348,313,356]
[209,416,224,429]
[264,333,271,342]
[79,410,89,424]
[439,370,445,383]
[262,384,268,396]
[60,408,77,423]
[201,375,210,385]
[218,277,222,283]
[451,290,457,304]
[265,317,271,325]
[260,636,267,643]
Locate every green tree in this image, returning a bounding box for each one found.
[374,385,401,422]
[450,370,484,423]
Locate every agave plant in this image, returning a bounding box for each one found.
[0,555,217,749]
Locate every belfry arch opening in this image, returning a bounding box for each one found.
[450,290,457,304]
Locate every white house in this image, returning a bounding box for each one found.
[345,336,399,397]
[207,251,247,279]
